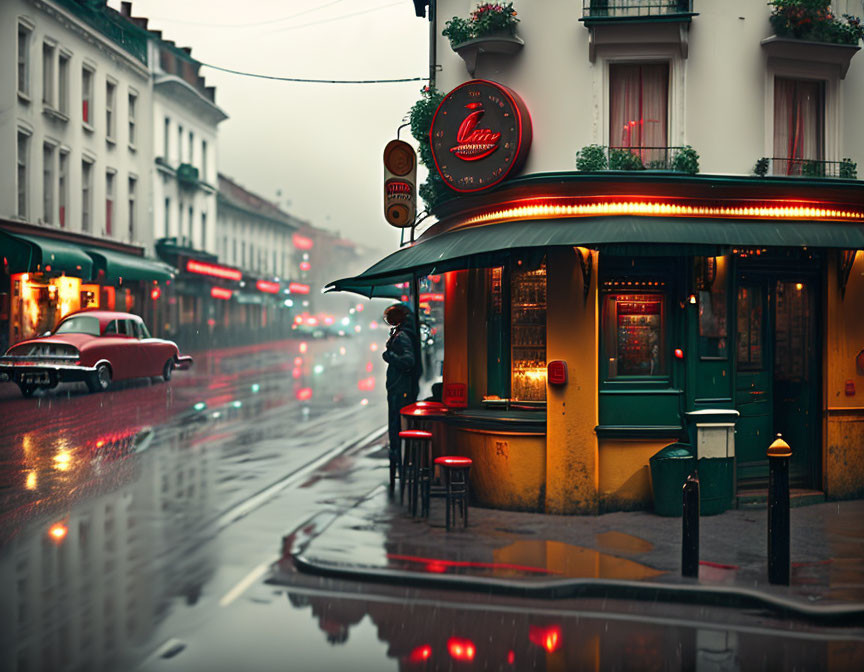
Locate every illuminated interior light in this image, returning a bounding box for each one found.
[53,451,71,471]
[459,198,864,228]
[25,471,37,490]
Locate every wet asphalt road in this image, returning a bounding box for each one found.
[2,332,863,671]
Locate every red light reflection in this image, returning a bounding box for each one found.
[408,645,432,663]
[296,387,312,401]
[448,638,476,661]
[529,625,562,653]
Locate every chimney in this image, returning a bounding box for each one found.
[120,1,131,17]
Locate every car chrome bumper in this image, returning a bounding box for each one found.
[175,355,193,370]
[0,361,96,384]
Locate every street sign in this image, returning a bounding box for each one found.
[383,139,417,228]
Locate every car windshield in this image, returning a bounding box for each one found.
[53,315,101,336]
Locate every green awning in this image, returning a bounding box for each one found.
[328,215,864,296]
[86,248,175,283]
[0,230,93,276]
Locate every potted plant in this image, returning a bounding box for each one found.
[768,0,864,45]
[443,3,524,75]
[839,158,858,179]
[671,145,700,175]
[410,86,450,209]
[576,144,609,171]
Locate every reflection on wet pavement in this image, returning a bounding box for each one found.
[596,530,654,555]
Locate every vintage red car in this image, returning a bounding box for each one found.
[0,310,192,397]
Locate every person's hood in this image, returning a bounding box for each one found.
[396,309,418,338]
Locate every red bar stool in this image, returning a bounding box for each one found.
[434,456,472,531]
[398,430,432,517]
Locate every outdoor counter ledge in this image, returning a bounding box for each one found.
[426,409,547,512]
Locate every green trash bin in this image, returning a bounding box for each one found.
[649,443,696,517]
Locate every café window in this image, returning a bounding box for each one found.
[736,286,763,370]
[511,259,546,401]
[603,285,667,379]
[696,256,729,359]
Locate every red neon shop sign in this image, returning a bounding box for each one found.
[186,259,242,281]
[288,282,310,294]
[211,287,233,300]
[293,234,314,250]
[256,279,280,294]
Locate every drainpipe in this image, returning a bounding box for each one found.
[428,0,437,90]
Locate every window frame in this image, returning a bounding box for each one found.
[18,21,33,100]
[765,62,839,165]
[42,41,55,106]
[17,130,31,219]
[58,149,69,228]
[58,50,70,116]
[105,78,117,143]
[81,158,93,232]
[127,89,138,149]
[43,142,56,225]
[601,49,684,153]
[81,63,95,129]
[105,169,115,236]
[128,175,137,242]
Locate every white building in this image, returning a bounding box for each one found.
[148,29,227,255]
[1,0,153,246]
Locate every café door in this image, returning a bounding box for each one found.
[734,275,820,488]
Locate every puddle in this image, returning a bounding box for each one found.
[493,540,665,581]
[595,531,654,555]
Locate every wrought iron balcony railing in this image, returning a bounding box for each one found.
[582,0,694,20]
[768,158,858,179]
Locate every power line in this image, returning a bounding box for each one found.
[200,61,426,85]
[261,0,404,34]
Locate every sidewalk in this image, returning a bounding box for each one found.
[287,454,864,622]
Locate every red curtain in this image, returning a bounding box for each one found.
[773,77,824,174]
[609,63,669,163]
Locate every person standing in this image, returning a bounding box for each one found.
[382,303,421,493]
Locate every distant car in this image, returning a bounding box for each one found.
[0,310,192,397]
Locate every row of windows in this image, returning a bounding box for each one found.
[217,232,294,276]
[18,21,139,148]
[17,131,137,241]
[610,63,826,168]
[162,117,209,178]
[161,196,208,251]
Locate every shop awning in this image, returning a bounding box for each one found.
[86,248,175,283]
[328,216,864,296]
[0,230,94,276]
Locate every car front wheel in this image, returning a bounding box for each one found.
[87,363,112,393]
[162,360,173,382]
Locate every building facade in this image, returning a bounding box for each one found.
[332,0,864,513]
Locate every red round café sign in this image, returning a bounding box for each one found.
[429,79,532,193]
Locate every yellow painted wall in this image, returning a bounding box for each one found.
[824,251,864,498]
[545,247,599,513]
[598,438,670,510]
[447,426,546,511]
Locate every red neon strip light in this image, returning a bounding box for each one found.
[419,292,444,302]
[256,279,280,294]
[460,196,864,227]
[211,287,233,300]
[293,234,314,250]
[288,282,310,294]
[299,261,311,271]
[186,259,242,281]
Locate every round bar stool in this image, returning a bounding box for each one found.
[398,430,432,517]
[434,456,472,531]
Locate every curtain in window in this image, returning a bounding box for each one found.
[609,63,669,165]
[773,78,824,175]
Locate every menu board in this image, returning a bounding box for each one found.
[615,297,663,376]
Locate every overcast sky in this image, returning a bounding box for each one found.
[109,0,430,255]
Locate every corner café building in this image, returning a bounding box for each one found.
[331,79,864,515]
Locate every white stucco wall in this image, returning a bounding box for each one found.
[434,0,864,176]
[1,0,153,248]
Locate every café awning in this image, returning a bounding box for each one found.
[327,215,864,296]
[86,248,175,283]
[0,230,93,276]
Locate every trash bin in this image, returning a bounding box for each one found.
[685,409,739,516]
[649,443,696,517]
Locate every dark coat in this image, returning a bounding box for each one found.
[382,310,421,400]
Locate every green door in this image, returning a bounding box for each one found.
[734,274,821,488]
[773,279,819,486]
[735,282,772,482]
